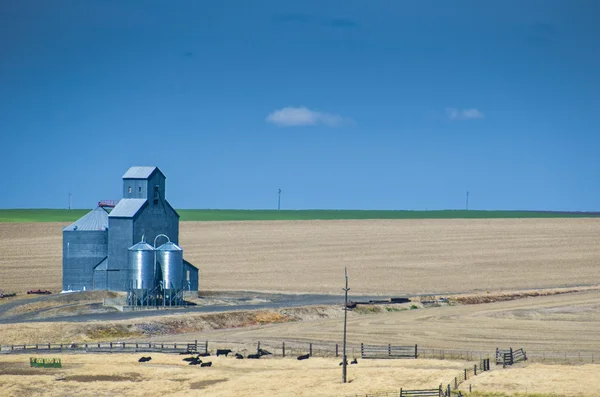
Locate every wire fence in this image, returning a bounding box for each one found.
[2,340,597,364]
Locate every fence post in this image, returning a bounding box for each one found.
[309,343,312,357]
[361,343,363,358]
[110,342,112,349]
[464,368,467,380]
[205,341,208,353]
[336,344,339,357]
[415,344,418,359]
[454,377,457,389]
[282,342,285,358]
[122,342,125,349]
[474,364,477,376]
[257,341,261,354]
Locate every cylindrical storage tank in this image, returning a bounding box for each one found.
[156,242,184,290]
[127,242,156,290]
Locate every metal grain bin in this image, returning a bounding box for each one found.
[127,242,156,290]
[156,241,184,290]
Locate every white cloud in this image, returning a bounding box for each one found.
[446,108,484,121]
[266,106,347,127]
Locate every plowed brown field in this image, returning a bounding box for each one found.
[1,218,599,294]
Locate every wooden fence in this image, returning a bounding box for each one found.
[361,344,418,359]
[400,385,443,396]
[0,341,204,355]
[495,347,527,367]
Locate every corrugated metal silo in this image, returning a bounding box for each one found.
[156,242,184,290]
[127,241,156,290]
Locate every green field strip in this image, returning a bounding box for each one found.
[0,208,599,222]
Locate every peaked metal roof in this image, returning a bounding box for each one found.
[128,241,154,251]
[64,207,109,231]
[108,199,147,218]
[156,241,183,251]
[122,166,162,179]
[184,259,198,270]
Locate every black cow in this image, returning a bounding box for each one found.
[258,348,272,356]
[138,356,152,362]
[351,358,358,364]
[235,353,244,359]
[189,360,202,366]
[247,353,261,359]
[297,354,310,361]
[216,349,232,357]
[201,361,212,367]
[198,352,211,357]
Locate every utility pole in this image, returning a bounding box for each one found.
[466,191,469,211]
[342,266,350,383]
[277,189,282,210]
[68,192,72,210]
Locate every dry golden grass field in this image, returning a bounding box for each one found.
[2,352,599,397]
[1,218,599,294]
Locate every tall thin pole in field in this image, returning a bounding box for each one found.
[277,189,282,210]
[68,192,72,210]
[466,191,469,211]
[342,267,350,383]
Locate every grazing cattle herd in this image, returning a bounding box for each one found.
[147,347,359,369]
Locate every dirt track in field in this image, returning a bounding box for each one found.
[2,218,599,295]
[147,290,600,354]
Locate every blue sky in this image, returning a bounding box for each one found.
[1,1,599,211]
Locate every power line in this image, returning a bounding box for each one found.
[277,189,282,210]
[342,266,350,383]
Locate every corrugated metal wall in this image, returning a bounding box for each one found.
[62,230,108,291]
[184,261,199,291]
[107,217,134,290]
[122,170,165,200]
